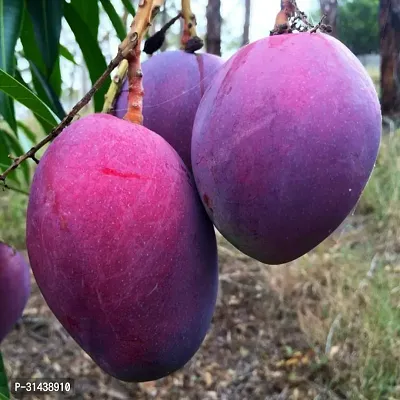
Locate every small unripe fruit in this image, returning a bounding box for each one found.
[0,242,30,342]
[191,32,382,264]
[26,114,218,382]
[114,50,224,169]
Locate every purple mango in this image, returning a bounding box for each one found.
[114,50,224,169]
[26,114,218,382]
[0,242,30,342]
[191,32,382,264]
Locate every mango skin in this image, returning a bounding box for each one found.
[191,32,382,265]
[26,114,218,382]
[0,242,31,343]
[113,50,224,169]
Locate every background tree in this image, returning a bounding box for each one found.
[380,0,400,115]
[337,0,379,55]
[206,0,222,55]
[242,0,251,46]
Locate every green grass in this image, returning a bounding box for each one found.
[0,189,28,249]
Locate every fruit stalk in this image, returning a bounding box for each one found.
[123,43,145,125]
[0,0,164,185]
[123,0,165,125]
[103,0,167,115]
[181,0,203,52]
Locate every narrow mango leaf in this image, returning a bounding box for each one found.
[30,61,66,119]
[26,0,63,77]
[70,0,99,39]
[0,96,15,134]
[20,9,63,116]
[20,9,46,71]
[0,129,30,185]
[60,44,77,65]
[50,57,62,98]
[100,0,126,41]
[64,2,110,112]
[0,68,59,132]
[0,0,24,132]
[121,0,136,18]
[0,352,10,399]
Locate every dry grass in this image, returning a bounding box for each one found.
[262,130,400,399]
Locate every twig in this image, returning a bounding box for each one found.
[123,0,165,124]
[0,0,165,186]
[270,0,332,36]
[181,0,204,52]
[102,0,165,115]
[143,12,182,55]
[124,43,145,125]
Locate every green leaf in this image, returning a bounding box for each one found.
[0,97,15,134]
[26,0,63,77]
[60,44,77,65]
[121,0,136,18]
[0,352,10,399]
[0,0,24,132]
[50,56,62,97]
[64,2,110,112]
[0,0,23,72]
[20,11,64,119]
[100,0,126,41]
[0,129,30,185]
[0,68,59,132]
[30,61,66,119]
[70,0,99,39]
[20,8,46,72]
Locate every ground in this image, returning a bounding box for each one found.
[3,238,336,400]
[1,128,400,400]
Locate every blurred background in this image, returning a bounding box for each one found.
[1,0,399,399]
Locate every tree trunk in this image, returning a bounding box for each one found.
[206,0,222,56]
[242,0,251,46]
[380,0,400,115]
[319,0,338,37]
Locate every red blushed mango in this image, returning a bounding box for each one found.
[113,50,224,169]
[0,242,31,343]
[26,114,218,382]
[191,32,382,265]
